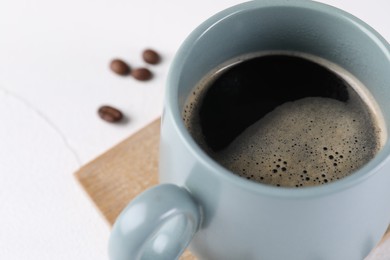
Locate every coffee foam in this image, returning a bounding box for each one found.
[213,96,381,187]
[183,51,385,187]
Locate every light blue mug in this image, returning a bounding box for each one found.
[109,1,390,259]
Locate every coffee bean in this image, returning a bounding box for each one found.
[98,105,123,122]
[132,68,153,81]
[110,59,131,76]
[142,49,161,64]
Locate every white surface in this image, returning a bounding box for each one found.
[0,0,389,259]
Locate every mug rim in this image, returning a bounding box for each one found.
[166,0,390,198]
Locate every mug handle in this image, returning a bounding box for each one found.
[109,184,202,260]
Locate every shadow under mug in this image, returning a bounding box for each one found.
[109,1,390,259]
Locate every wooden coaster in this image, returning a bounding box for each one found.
[75,119,194,259]
[75,118,388,260]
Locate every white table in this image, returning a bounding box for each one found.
[0,1,389,259]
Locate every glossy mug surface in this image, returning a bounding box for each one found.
[109,1,390,259]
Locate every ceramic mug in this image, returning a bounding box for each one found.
[109,1,390,259]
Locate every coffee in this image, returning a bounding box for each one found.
[131,67,153,81]
[183,52,385,187]
[110,59,131,76]
[98,105,124,123]
[142,49,161,65]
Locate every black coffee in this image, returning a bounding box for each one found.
[183,52,384,187]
